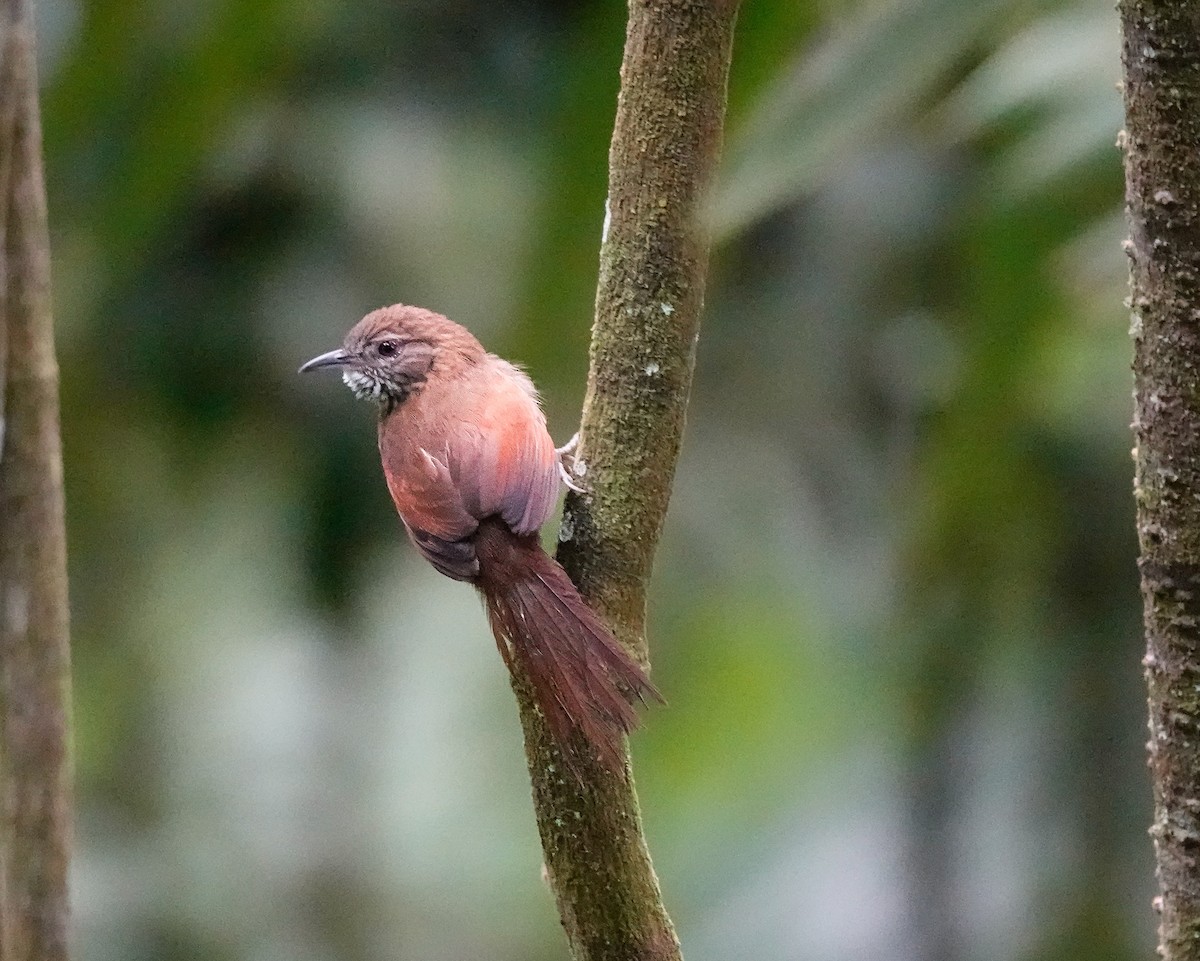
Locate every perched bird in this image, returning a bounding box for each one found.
[300,304,661,771]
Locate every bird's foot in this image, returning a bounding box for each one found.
[556,432,586,493]
[555,432,579,458]
[559,461,585,493]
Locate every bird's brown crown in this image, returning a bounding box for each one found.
[347,305,483,358]
[337,304,485,408]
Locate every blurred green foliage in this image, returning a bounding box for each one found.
[39,0,1145,959]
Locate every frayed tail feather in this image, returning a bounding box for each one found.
[477,529,662,773]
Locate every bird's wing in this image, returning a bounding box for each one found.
[384,445,481,580]
[380,363,559,579]
[447,363,560,537]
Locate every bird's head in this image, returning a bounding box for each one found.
[299,304,483,409]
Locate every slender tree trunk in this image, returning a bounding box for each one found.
[1122,2,1200,958]
[0,1,73,958]
[508,2,738,959]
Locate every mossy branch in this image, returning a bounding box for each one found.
[508,2,739,960]
[0,0,73,958]
[1122,2,1200,958]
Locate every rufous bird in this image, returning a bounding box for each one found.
[300,304,661,771]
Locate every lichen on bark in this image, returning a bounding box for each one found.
[507,2,739,960]
[1121,1,1200,958]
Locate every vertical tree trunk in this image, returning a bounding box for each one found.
[509,2,739,960]
[1122,2,1200,958]
[0,1,73,958]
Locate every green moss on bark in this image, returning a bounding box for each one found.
[507,2,739,960]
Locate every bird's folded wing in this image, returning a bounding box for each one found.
[382,370,560,577]
[447,371,560,536]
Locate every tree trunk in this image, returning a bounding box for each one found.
[508,2,739,960]
[1122,2,1200,958]
[0,1,74,958]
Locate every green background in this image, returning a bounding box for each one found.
[45,0,1142,958]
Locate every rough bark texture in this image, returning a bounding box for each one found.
[508,2,738,960]
[1122,2,1200,958]
[0,1,74,958]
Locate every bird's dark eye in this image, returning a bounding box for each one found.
[377,340,399,357]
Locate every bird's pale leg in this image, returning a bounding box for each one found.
[556,432,585,493]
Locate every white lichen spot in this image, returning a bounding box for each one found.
[644,362,660,376]
[660,302,674,316]
[554,817,564,828]
[573,458,587,478]
[5,583,28,636]
[1130,312,1143,339]
[558,513,575,543]
[601,197,612,245]
[1155,188,1177,206]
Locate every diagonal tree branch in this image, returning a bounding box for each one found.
[508,2,739,959]
[0,0,73,958]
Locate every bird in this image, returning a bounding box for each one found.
[300,304,661,773]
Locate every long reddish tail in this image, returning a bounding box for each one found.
[473,519,662,772]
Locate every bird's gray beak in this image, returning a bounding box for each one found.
[298,348,350,374]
